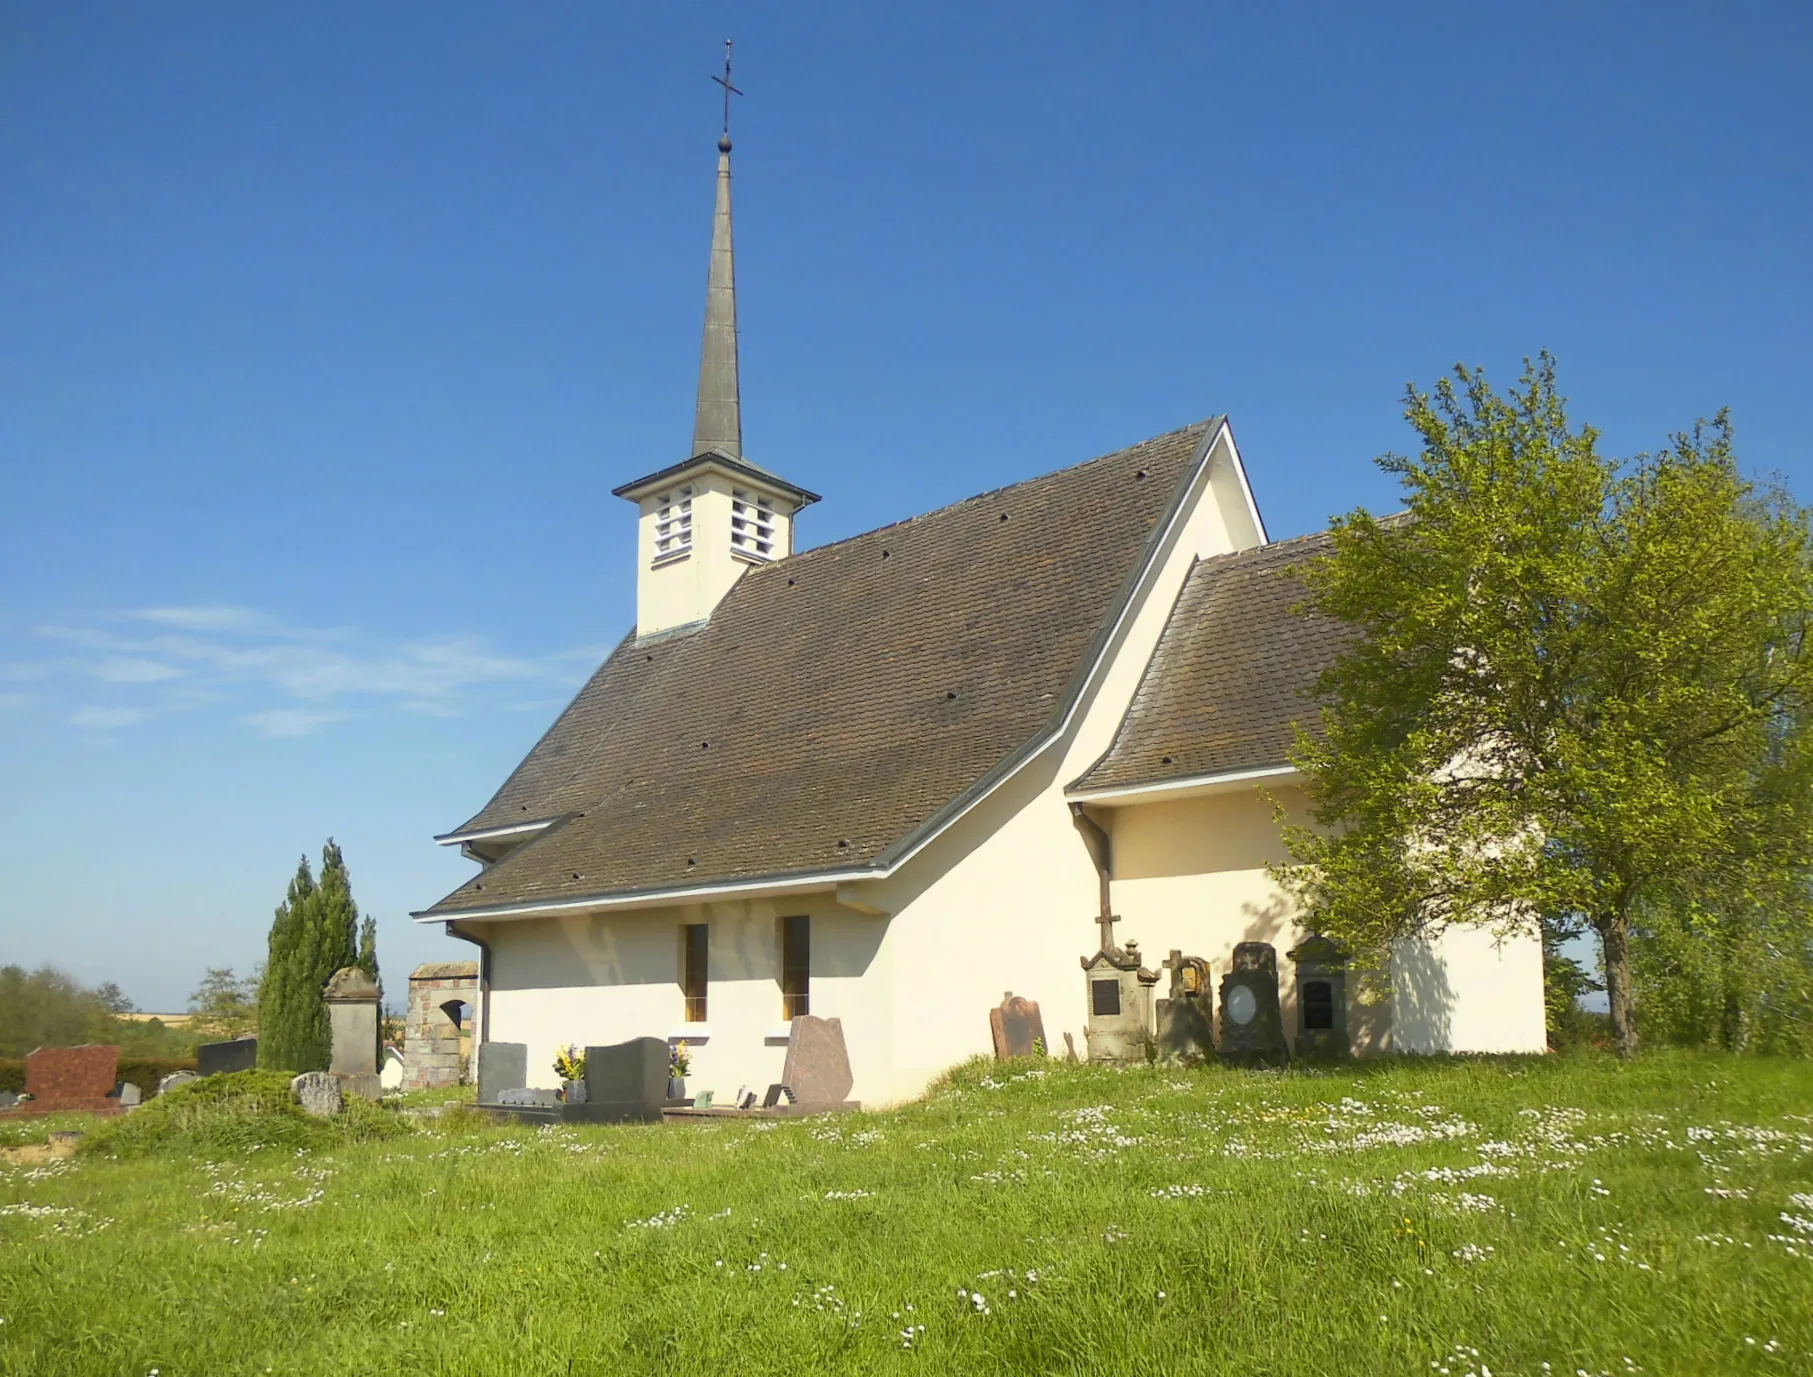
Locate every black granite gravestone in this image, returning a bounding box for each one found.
[196,1037,258,1076]
[578,1037,671,1123]
[1217,941,1288,1066]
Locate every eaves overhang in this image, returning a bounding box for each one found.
[611,449,822,508]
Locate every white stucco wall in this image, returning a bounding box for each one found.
[1390,925,1547,1054]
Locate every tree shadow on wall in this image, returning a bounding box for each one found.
[1389,938,1456,1054]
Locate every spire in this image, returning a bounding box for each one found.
[692,42,743,459]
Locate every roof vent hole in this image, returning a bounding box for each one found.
[787,577,796,586]
[999,512,1009,522]
[882,549,891,560]
[686,857,697,867]
[701,741,710,750]
[1135,469,1149,480]
[946,691,959,700]
[570,872,580,881]
[837,839,849,849]
[1161,755,1175,765]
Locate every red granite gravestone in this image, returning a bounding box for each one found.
[15,1044,122,1116]
[989,993,1047,1060]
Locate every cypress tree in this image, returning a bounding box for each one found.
[256,841,365,1072]
[257,854,316,1070]
[357,914,380,990]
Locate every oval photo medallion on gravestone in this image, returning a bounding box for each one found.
[1227,984,1257,1025]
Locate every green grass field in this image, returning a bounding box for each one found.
[1,1052,1809,1376]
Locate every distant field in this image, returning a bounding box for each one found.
[1,1052,1809,1376]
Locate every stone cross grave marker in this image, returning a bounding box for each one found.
[989,992,1046,1060]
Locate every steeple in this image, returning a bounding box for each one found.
[612,43,818,639]
[692,44,742,459]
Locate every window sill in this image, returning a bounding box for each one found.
[763,1023,793,1044]
[671,1027,710,1042]
[651,549,693,569]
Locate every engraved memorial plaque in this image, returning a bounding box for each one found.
[1091,979,1121,1017]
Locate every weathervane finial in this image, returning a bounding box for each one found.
[711,38,742,150]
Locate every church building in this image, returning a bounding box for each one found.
[414,119,1547,1104]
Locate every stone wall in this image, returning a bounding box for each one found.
[403,961,478,1090]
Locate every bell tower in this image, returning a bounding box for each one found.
[613,41,818,639]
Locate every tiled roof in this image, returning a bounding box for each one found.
[422,421,1219,916]
[1071,531,1347,793]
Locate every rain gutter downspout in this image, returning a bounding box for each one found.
[1068,802,1113,926]
[444,921,492,1049]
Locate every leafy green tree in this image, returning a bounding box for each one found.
[257,841,361,1071]
[94,981,136,1015]
[1275,356,1813,1058]
[187,967,259,1042]
[0,965,114,1057]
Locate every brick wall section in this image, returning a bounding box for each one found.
[403,962,478,1090]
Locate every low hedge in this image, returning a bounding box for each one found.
[0,1057,198,1096]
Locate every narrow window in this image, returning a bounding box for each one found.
[682,923,709,1023]
[780,914,810,1019]
[1302,979,1334,1031]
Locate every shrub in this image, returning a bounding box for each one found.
[81,1069,406,1159]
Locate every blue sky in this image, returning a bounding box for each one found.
[2,3,1809,1010]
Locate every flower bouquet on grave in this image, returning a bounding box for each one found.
[554,1045,587,1103]
[668,1042,692,1100]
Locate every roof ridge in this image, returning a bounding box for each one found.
[776,419,1221,566]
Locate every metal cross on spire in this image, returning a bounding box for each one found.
[711,39,742,143]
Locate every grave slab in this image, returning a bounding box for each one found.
[197,1038,258,1076]
[475,1041,528,1105]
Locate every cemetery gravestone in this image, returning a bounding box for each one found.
[158,1071,199,1096]
[115,1083,142,1107]
[1217,941,1288,1066]
[196,1037,258,1077]
[581,1038,671,1122]
[475,1041,528,1106]
[1155,951,1213,1062]
[0,1091,18,1110]
[291,1071,343,1118]
[25,1045,120,1113]
[1287,934,1352,1062]
[780,1015,854,1108]
[1080,939,1160,1064]
[325,967,382,1101]
[989,993,1047,1060]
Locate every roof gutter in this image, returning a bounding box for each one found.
[1065,762,1300,805]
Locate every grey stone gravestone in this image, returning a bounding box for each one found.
[1080,940,1160,1064]
[693,1090,714,1110]
[475,1041,528,1105]
[989,993,1046,1060]
[0,1091,18,1110]
[581,1038,670,1122]
[115,1082,142,1107]
[158,1071,199,1096]
[1217,941,1288,1066]
[781,1015,854,1107]
[1155,951,1213,1062]
[291,1071,343,1118]
[196,1037,258,1076]
[762,1083,786,1109]
[325,967,380,1077]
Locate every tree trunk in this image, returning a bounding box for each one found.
[1601,913,1638,1059]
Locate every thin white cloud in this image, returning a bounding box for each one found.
[0,692,30,711]
[70,706,145,729]
[22,606,594,737]
[240,708,346,738]
[91,656,184,684]
[130,606,275,633]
